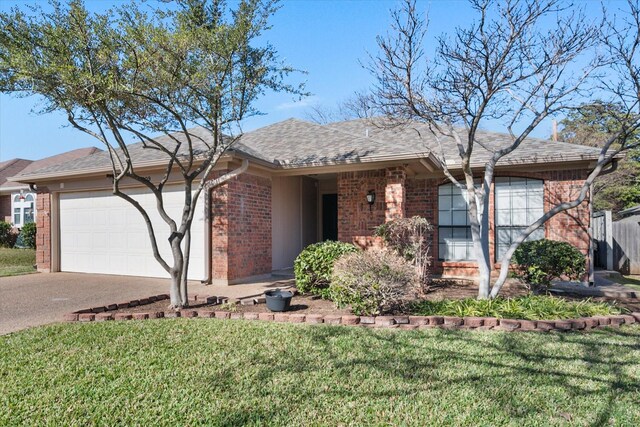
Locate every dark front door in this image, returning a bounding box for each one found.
[322,193,338,241]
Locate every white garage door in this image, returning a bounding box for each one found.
[59,186,206,280]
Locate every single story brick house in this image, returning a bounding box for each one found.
[12,118,600,284]
[0,147,101,228]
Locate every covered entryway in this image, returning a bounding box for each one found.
[58,186,205,280]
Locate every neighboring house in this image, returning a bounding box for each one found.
[0,147,101,228]
[12,118,601,284]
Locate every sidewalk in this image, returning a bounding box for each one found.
[551,271,638,299]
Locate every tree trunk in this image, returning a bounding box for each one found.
[169,270,182,308]
[168,237,187,308]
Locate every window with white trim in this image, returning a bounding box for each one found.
[438,183,473,261]
[494,177,545,260]
[11,193,36,228]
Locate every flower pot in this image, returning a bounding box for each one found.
[264,289,293,312]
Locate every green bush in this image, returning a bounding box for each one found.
[512,239,586,293]
[294,241,358,297]
[17,222,36,249]
[410,295,624,320]
[330,249,418,316]
[0,221,17,248]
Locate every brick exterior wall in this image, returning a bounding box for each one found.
[338,167,591,278]
[0,194,11,223]
[210,172,272,282]
[337,170,387,248]
[31,164,590,282]
[35,191,51,273]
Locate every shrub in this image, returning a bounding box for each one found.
[375,216,433,291]
[329,249,418,316]
[17,222,37,249]
[0,221,18,248]
[294,241,358,297]
[410,295,624,320]
[512,239,586,293]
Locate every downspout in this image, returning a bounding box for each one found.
[201,159,249,284]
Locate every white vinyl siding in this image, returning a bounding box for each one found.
[494,177,545,260]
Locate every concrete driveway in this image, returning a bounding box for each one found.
[0,272,293,335]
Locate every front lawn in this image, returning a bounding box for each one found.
[1,321,639,426]
[0,248,35,277]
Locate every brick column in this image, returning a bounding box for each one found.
[385,166,407,221]
[35,192,51,273]
[209,172,272,284]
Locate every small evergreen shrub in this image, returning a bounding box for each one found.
[410,295,624,320]
[18,222,37,249]
[0,221,18,248]
[330,249,418,316]
[512,239,586,293]
[375,216,433,292]
[294,241,358,297]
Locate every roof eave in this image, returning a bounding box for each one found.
[9,153,237,183]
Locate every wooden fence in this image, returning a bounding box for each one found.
[612,215,640,275]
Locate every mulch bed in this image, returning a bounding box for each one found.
[65,280,640,333]
[106,279,640,315]
[110,294,351,316]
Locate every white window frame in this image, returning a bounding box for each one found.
[11,192,36,228]
[494,177,545,261]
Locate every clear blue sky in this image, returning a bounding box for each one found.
[0,0,615,161]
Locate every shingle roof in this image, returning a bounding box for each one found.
[14,117,604,181]
[0,159,32,188]
[324,118,603,167]
[232,118,427,166]
[4,147,102,187]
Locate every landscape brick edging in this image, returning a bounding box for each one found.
[62,294,640,333]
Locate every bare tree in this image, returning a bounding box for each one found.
[305,91,373,124]
[0,0,304,308]
[368,0,640,298]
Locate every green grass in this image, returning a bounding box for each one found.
[1,321,639,426]
[0,247,35,277]
[610,274,640,292]
[411,295,625,320]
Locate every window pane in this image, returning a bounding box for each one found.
[452,210,468,226]
[13,194,21,202]
[439,210,451,226]
[452,243,467,260]
[24,208,34,223]
[451,193,467,209]
[25,194,34,202]
[527,227,545,241]
[526,208,544,224]
[496,209,511,226]
[439,227,472,261]
[527,187,543,208]
[511,209,527,225]
[439,184,452,195]
[495,190,510,212]
[439,195,452,210]
[14,208,21,225]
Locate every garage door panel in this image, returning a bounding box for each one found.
[59,186,205,280]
